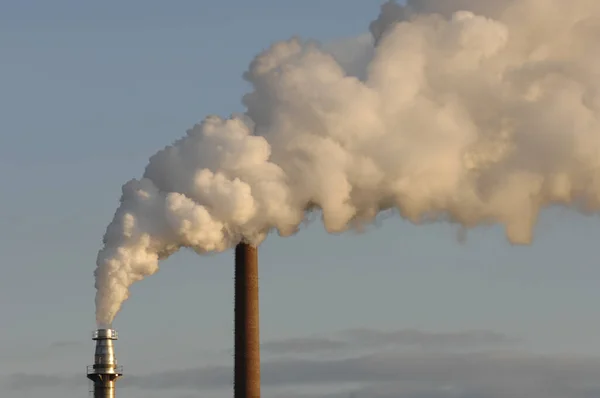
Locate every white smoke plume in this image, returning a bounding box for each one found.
[95,0,600,326]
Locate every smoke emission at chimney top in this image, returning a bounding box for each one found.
[95,0,600,326]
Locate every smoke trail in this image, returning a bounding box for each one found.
[95,0,600,326]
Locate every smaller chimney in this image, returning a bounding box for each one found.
[86,328,123,398]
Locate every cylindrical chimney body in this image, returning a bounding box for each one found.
[87,328,123,398]
[234,242,260,398]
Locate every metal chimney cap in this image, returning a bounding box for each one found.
[92,328,118,340]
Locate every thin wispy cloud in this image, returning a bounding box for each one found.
[49,341,85,349]
[341,328,519,347]
[262,337,347,354]
[262,328,519,355]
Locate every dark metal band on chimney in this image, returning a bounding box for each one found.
[234,242,261,398]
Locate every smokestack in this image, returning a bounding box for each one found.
[86,328,123,398]
[234,242,260,398]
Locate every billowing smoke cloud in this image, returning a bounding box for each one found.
[95,0,600,326]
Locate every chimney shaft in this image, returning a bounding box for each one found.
[234,242,261,398]
[86,329,123,398]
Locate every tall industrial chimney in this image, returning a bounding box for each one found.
[87,328,123,398]
[234,242,261,398]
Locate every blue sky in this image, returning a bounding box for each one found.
[2,1,600,397]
